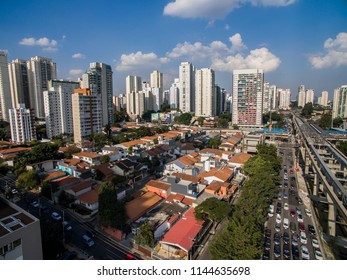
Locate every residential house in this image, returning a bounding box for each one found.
[101,146,126,162]
[199,166,234,185]
[164,152,200,176]
[112,159,146,183]
[145,180,171,199]
[73,152,101,165]
[228,153,252,169]
[75,185,100,213]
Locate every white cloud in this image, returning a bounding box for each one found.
[69,69,84,76]
[163,0,297,19]
[229,33,247,52]
[72,53,86,59]
[116,51,169,72]
[212,47,281,72]
[19,37,57,47]
[309,32,347,69]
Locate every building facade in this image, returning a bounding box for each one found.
[333,86,347,119]
[0,51,12,121]
[169,78,179,109]
[277,88,291,110]
[232,69,264,128]
[9,104,36,144]
[318,91,329,107]
[126,75,142,117]
[195,68,215,117]
[179,62,195,113]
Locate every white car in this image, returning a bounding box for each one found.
[301,245,310,260]
[315,249,323,260]
[276,214,282,224]
[284,203,289,210]
[51,212,62,221]
[311,237,320,249]
[63,221,72,231]
[305,208,312,217]
[300,231,307,244]
[31,201,39,208]
[283,218,289,229]
[297,213,304,223]
[268,205,274,217]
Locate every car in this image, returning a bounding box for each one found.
[308,224,316,235]
[274,244,281,258]
[291,234,299,247]
[63,221,72,231]
[275,223,281,232]
[11,188,18,194]
[264,237,271,251]
[315,249,323,260]
[278,192,282,200]
[262,250,270,260]
[298,222,305,232]
[311,237,320,249]
[292,245,299,260]
[305,208,312,217]
[290,169,294,174]
[283,218,289,229]
[268,205,274,217]
[274,232,281,245]
[297,213,303,223]
[265,228,271,238]
[283,243,291,259]
[284,203,289,210]
[125,253,137,260]
[283,182,288,188]
[290,209,296,217]
[30,200,39,208]
[301,245,310,260]
[283,192,288,199]
[296,206,302,215]
[51,212,62,221]
[276,214,282,224]
[82,234,94,247]
[300,231,307,244]
[290,222,297,233]
[283,232,290,244]
[298,197,303,204]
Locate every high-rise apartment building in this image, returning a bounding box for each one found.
[150,70,163,94]
[152,88,162,112]
[277,88,291,110]
[270,84,277,110]
[44,80,79,139]
[215,86,226,116]
[0,51,12,121]
[27,56,57,119]
[169,78,179,109]
[179,62,195,113]
[195,68,215,117]
[8,59,30,109]
[81,62,114,126]
[318,91,329,107]
[232,69,264,128]
[72,88,102,144]
[306,89,314,104]
[8,104,36,144]
[263,82,271,114]
[298,85,306,108]
[333,86,347,119]
[113,94,126,111]
[126,75,142,117]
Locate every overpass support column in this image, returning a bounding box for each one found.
[313,173,319,196]
[327,194,336,237]
[304,149,310,175]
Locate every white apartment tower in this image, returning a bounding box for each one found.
[126,75,142,117]
[169,78,179,109]
[81,62,114,125]
[298,85,306,107]
[195,68,215,117]
[179,62,195,113]
[0,51,12,121]
[72,88,102,145]
[26,56,57,119]
[306,89,314,104]
[333,86,347,119]
[9,104,36,144]
[44,80,79,139]
[277,88,291,110]
[8,59,30,109]
[150,70,163,94]
[270,84,277,110]
[232,69,264,128]
[263,82,271,113]
[318,91,329,106]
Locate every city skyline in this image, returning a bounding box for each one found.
[1,0,347,99]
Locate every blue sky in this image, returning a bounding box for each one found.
[1,0,347,100]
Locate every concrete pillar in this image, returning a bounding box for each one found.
[327,193,336,236]
[313,173,318,196]
[304,149,310,175]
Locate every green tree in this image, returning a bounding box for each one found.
[232,124,239,130]
[100,155,110,163]
[208,137,222,149]
[316,113,332,129]
[195,198,232,223]
[196,116,205,126]
[134,220,155,247]
[333,116,343,128]
[16,170,40,190]
[64,145,81,158]
[337,141,347,157]
[174,113,193,125]
[98,181,127,229]
[141,110,155,122]
[301,102,314,118]
[217,118,229,128]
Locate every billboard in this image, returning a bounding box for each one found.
[151,113,171,123]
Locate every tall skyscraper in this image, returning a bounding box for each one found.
[27,56,57,119]
[263,82,271,114]
[215,86,226,116]
[44,80,79,139]
[318,91,329,107]
[8,59,30,109]
[298,85,306,108]
[150,70,163,94]
[82,62,114,126]
[72,88,102,144]
[306,89,314,104]
[113,94,126,111]
[179,62,195,113]
[232,69,264,128]
[333,86,347,119]
[270,84,277,110]
[277,88,291,110]
[9,104,36,144]
[169,78,179,109]
[126,75,142,117]
[195,68,215,117]
[0,51,12,121]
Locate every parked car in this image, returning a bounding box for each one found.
[63,221,72,231]
[301,245,310,260]
[283,218,289,229]
[290,221,297,233]
[274,244,281,258]
[276,214,282,224]
[297,213,304,223]
[291,234,299,247]
[300,231,307,244]
[284,203,289,210]
[290,209,296,217]
[311,237,320,249]
[283,243,291,259]
[305,208,312,217]
[51,212,62,221]
[308,224,316,235]
[283,232,290,244]
[298,222,305,232]
[30,200,39,208]
[315,249,323,260]
[274,232,281,245]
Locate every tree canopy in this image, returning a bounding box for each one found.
[174,113,193,125]
[134,220,155,247]
[195,198,232,223]
[301,102,314,118]
[208,137,222,149]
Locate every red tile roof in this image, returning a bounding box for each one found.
[77,186,100,204]
[228,153,252,164]
[161,208,204,252]
[146,180,171,191]
[74,152,101,159]
[172,172,199,184]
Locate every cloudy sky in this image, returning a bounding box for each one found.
[1,0,347,100]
